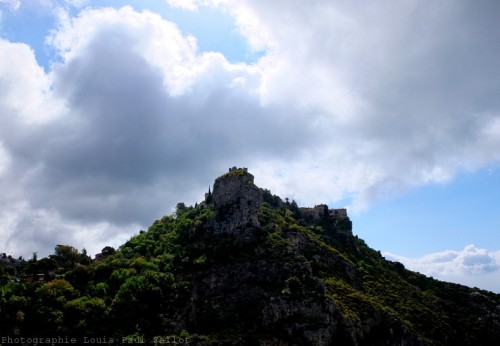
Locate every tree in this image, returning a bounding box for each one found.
[53,245,80,270]
[101,246,116,257]
[290,200,301,219]
[79,248,92,265]
[175,202,187,216]
[38,279,75,299]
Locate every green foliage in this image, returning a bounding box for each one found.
[261,188,283,208]
[64,296,107,333]
[53,245,81,270]
[37,279,75,299]
[215,168,250,181]
[0,183,499,345]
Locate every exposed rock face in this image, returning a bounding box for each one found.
[212,168,261,235]
[191,170,429,345]
[187,259,339,345]
[183,218,426,346]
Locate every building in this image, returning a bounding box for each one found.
[299,205,348,221]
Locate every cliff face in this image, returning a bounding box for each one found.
[212,169,261,236]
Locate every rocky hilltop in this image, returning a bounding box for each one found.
[212,167,261,235]
[1,168,500,345]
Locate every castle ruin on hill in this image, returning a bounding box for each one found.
[299,205,348,221]
[207,167,348,226]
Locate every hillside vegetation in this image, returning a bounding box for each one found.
[1,169,499,345]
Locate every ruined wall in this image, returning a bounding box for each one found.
[300,205,348,221]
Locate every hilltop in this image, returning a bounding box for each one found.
[1,168,500,345]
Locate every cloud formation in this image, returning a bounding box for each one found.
[385,245,500,276]
[0,5,314,257]
[1,1,500,259]
[385,245,500,293]
[215,0,500,206]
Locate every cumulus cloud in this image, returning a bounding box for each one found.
[1,1,500,258]
[385,245,500,276]
[0,40,63,123]
[0,6,313,257]
[202,0,500,207]
[385,245,500,292]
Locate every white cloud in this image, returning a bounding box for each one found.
[49,6,200,95]
[0,39,64,123]
[385,245,500,276]
[201,0,500,209]
[166,0,198,11]
[385,245,500,292]
[0,202,136,258]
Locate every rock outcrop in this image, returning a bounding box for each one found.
[212,167,261,235]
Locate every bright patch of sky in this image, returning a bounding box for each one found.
[0,1,55,69]
[150,3,264,63]
[352,165,500,257]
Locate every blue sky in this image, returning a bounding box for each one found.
[1,0,500,292]
[354,166,500,256]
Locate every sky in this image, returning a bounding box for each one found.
[0,0,499,292]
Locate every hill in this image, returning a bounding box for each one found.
[1,168,500,345]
